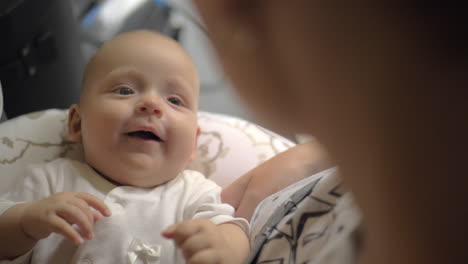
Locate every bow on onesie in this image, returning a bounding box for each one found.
[127,238,161,264]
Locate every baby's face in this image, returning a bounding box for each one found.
[71,32,200,187]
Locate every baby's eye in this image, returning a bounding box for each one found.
[167,97,182,106]
[115,87,134,95]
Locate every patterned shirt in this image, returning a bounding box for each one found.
[248,168,362,264]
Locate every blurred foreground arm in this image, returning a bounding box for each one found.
[222,141,332,220]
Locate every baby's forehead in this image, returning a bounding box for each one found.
[81,32,199,97]
[103,31,186,56]
[97,32,195,70]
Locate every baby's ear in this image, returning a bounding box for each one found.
[187,127,201,162]
[67,104,82,142]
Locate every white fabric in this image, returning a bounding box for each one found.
[0,158,248,264]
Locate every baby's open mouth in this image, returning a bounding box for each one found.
[127,130,163,142]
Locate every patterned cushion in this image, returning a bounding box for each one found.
[0,109,295,193]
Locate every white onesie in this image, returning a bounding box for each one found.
[0,158,248,264]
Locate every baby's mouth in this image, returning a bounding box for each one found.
[127,130,164,142]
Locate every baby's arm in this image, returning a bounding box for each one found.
[222,140,332,220]
[0,192,110,260]
[163,219,249,264]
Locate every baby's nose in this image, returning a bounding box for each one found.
[137,97,163,115]
[138,105,162,115]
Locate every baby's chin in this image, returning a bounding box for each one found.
[108,166,174,187]
[104,168,178,188]
[119,177,172,188]
[88,152,186,188]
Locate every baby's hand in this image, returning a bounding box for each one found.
[162,219,239,264]
[20,192,111,245]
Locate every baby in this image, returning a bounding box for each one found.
[0,30,249,263]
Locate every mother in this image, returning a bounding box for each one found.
[194,2,468,264]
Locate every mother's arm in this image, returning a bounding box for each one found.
[222,140,332,221]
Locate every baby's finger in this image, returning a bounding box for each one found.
[161,224,177,238]
[68,199,94,225]
[75,192,111,217]
[162,222,201,246]
[49,214,84,245]
[57,205,94,240]
[92,210,102,222]
[179,233,212,260]
[188,249,221,264]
